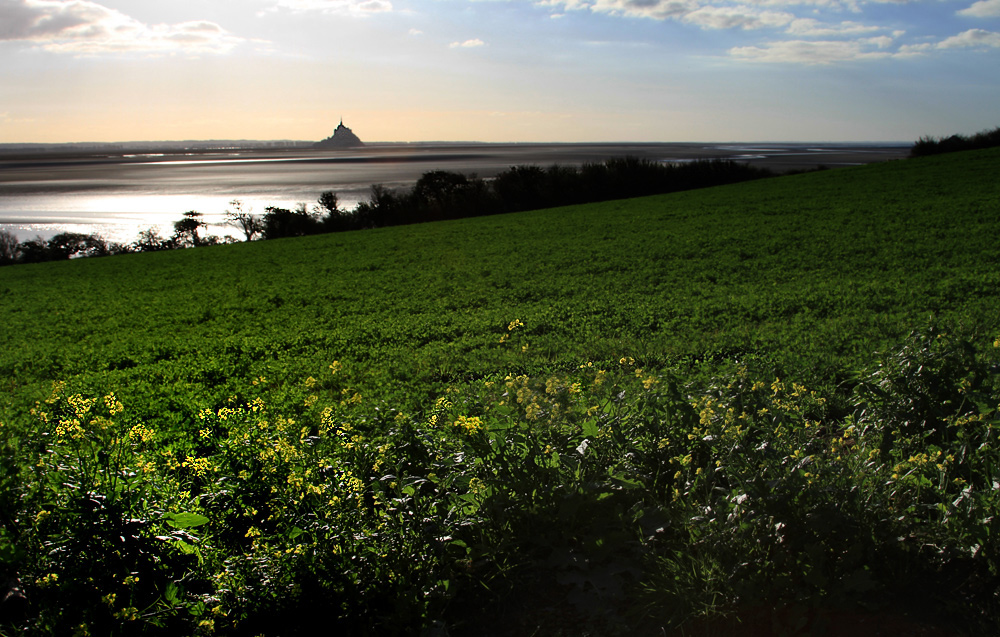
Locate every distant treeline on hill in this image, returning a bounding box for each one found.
[0,157,773,265]
[910,125,1000,158]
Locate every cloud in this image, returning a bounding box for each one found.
[271,0,392,15]
[449,38,486,48]
[538,0,981,66]
[937,28,1000,48]
[537,0,698,20]
[682,6,796,30]
[0,0,246,54]
[587,0,700,20]
[896,28,1000,55]
[958,0,1000,16]
[729,36,896,63]
[540,0,848,21]
[539,0,922,22]
[786,18,883,36]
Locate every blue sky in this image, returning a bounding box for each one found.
[1,0,998,142]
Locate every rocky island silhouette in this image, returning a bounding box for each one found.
[313,119,364,149]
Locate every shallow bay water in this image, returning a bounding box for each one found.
[0,142,909,245]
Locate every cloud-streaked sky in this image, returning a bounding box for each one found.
[1,0,998,142]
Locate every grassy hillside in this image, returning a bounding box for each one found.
[2,148,1000,635]
[2,148,999,418]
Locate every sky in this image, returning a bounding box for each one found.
[1,0,998,143]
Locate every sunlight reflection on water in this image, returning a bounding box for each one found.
[0,143,910,246]
[0,192,365,244]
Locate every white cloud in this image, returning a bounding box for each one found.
[683,6,796,30]
[271,0,392,15]
[958,0,1000,17]
[449,38,486,47]
[895,29,1000,56]
[539,0,926,20]
[588,0,699,20]
[537,0,982,66]
[408,28,423,35]
[937,28,1000,48]
[536,0,910,33]
[786,18,883,36]
[0,0,246,54]
[538,0,699,20]
[536,0,592,12]
[729,36,896,63]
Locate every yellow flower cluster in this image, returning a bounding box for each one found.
[890,449,954,481]
[128,423,156,444]
[66,393,97,418]
[55,417,85,441]
[103,393,124,415]
[452,415,484,435]
[182,455,214,478]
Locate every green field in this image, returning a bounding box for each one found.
[2,148,1000,635]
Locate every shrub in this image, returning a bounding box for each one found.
[911,125,1000,157]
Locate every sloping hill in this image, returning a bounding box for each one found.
[2,147,998,417]
[3,148,1000,636]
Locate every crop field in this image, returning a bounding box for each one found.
[2,148,1000,635]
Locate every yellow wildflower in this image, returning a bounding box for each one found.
[453,415,484,434]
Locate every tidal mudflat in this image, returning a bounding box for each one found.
[0,141,909,243]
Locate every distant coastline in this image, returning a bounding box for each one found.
[0,139,913,154]
[0,142,911,245]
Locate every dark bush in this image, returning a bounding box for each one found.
[261,205,323,239]
[132,228,174,252]
[0,229,20,265]
[911,125,1000,157]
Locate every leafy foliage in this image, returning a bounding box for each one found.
[4,330,1000,634]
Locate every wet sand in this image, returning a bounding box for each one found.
[0,141,911,191]
[0,142,911,242]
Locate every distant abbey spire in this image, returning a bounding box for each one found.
[314,118,364,149]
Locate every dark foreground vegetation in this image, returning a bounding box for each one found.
[1,157,770,265]
[2,147,1000,635]
[910,124,1000,157]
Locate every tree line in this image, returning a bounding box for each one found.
[910,125,1000,157]
[1,157,774,266]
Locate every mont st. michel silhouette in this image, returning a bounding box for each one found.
[313,119,364,149]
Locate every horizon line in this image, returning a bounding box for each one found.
[0,139,915,148]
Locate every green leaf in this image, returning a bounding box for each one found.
[174,540,198,555]
[165,512,210,529]
[164,582,180,604]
